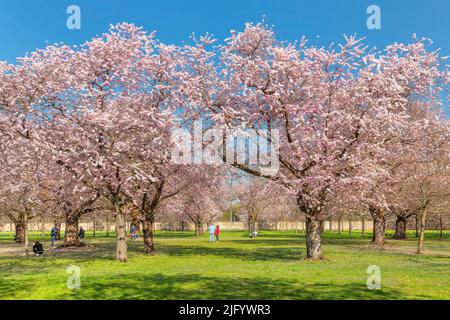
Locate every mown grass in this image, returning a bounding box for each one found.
[0,230,449,300]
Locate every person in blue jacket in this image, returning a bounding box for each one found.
[208,224,216,242]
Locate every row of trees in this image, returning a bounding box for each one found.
[0,22,449,261]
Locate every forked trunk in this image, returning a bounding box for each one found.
[393,216,407,240]
[64,217,82,247]
[305,216,324,260]
[115,210,128,262]
[142,219,155,254]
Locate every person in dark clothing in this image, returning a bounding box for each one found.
[50,224,58,248]
[32,242,44,256]
[78,226,85,239]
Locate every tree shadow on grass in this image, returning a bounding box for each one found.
[57,273,418,300]
[159,244,302,262]
[0,276,39,299]
[228,238,303,246]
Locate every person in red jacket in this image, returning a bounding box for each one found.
[215,225,220,242]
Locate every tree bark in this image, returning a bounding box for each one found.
[15,220,26,243]
[337,217,342,234]
[417,208,427,254]
[131,218,141,232]
[115,210,128,262]
[371,208,386,247]
[142,219,155,254]
[415,215,419,237]
[194,221,204,236]
[393,216,407,240]
[106,214,110,237]
[361,217,365,238]
[305,215,324,260]
[64,217,82,247]
[252,220,258,233]
[23,211,29,254]
[55,222,61,240]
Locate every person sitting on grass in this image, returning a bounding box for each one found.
[32,242,44,256]
[250,230,258,238]
[78,226,85,240]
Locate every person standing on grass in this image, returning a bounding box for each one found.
[78,226,85,240]
[208,224,216,242]
[50,224,58,248]
[215,225,220,242]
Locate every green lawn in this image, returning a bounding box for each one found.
[0,230,449,300]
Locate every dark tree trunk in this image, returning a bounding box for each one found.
[337,217,342,234]
[106,215,110,237]
[252,220,258,233]
[115,210,128,262]
[305,215,324,260]
[15,221,26,243]
[319,220,325,233]
[64,217,82,247]
[393,216,407,240]
[55,222,61,240]
[194,221,204,236]
[417,209,427,254]
[439,216,443,239]
[415,215,419,237]
[361,217,365,238]
[142,219,155,254]
[371,215,386,247]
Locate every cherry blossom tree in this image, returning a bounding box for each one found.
[181,22,450,260]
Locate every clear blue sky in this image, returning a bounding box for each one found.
[0,0,448,113]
